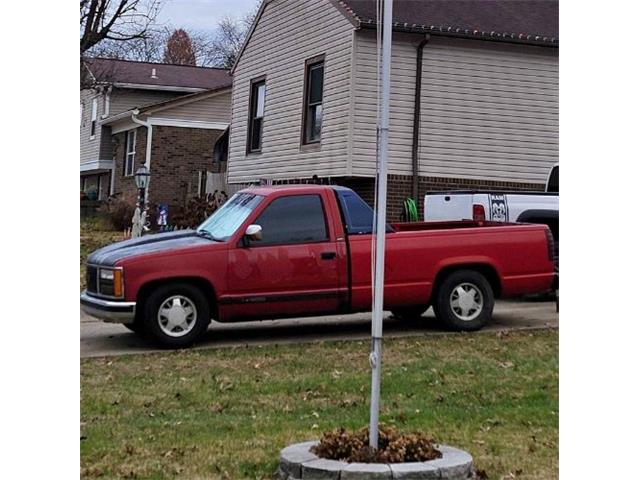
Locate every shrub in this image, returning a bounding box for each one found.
[170,191,228,229]
[99,192,138,231]
[311,425,442,463]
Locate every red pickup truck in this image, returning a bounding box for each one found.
[81,185,555,347]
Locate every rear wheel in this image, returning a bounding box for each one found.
[391,306,428,320]
[142,283,211,348]
[433,270,494,331]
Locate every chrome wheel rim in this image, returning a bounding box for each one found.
[157,295,197,337]
[449,283,483,321]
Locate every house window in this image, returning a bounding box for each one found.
[302,57,324,144]
[124,130,136,176]
[198,170,208,197]
[247,77,266,153]
[90,97,98,139]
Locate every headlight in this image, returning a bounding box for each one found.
[98,267,123,298]
[99,269,114,281]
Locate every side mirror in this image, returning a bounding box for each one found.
[244,224,262,241]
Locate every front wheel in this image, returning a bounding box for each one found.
[142,283,211,348]
[433,270,494,331]
[123,322,143,334]
[391,306,428,320]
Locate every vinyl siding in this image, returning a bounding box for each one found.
[154,90,232,122]
[80,89,105,165]
[352,33,559,184]
[81,88,184,167]
[227,0,354,183]
[351,33,417,176]
[109,88,182,115]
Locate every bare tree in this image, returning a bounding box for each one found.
[209,3,259,68]
[208,17,245,68]
[82,0,260,68]
[80,0,162,54]
[87,32,164,62]
[88,27,215,66]
[163,29,196,65]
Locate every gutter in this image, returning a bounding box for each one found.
[112,82,207,93]
[359,21,558,47]
[100,109,134,125]
[412,36,429,203]
[131,109,153,202]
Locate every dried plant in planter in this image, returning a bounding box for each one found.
[311,425,442,463]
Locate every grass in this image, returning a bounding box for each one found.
[81,217,124,290]
[81,329,558,479]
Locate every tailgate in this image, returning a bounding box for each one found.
[424,193,474,221]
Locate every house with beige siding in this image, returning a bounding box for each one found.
[80,58,232,205]
[227,0,558,220]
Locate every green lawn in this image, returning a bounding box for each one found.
[81,329,558,479]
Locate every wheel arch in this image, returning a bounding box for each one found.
[516,209,559,238]
[135,276,218,322]
[432,263,502,300]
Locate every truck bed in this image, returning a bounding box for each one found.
[391,220,516,232]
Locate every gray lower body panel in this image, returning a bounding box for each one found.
[81,291,136,324]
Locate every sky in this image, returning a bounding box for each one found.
[157,0,259,32]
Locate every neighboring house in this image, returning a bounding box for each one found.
[80,58,232,206]
[227,0,558,220]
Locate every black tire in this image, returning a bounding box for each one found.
[432,270,494,331]
[142,282,211,348]
[123,322,143,334]
[391,306,428,320]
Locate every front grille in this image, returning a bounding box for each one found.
[86,265,98,293]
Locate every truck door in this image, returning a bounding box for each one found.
[223,193,344,320]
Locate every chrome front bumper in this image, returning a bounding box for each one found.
[80,291,136,324]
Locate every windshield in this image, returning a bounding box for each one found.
[197,193,263,241]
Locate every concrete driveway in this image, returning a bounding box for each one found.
[81,299,558,358]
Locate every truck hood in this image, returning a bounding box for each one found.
[87,230,216,266]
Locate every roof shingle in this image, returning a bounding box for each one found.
[340,0,558,45]
[83,57,232,90]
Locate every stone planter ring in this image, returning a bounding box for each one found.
[278,441,474,479]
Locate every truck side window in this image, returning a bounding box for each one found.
[339,192,374,234]
[250,195,328,246]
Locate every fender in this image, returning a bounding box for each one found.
[430,256,502,297]
[516,209,559,223]
[125,268,218,304]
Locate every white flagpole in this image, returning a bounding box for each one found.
[369,0,393,450]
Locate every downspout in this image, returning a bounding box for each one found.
[105,85,115,196]
[411,35,429,203]
[131,109,153,202]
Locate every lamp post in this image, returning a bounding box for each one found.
[131,165,150,238]
[134,165,150,206]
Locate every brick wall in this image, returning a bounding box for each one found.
[149,126,223,208]
[112,126,223,210]
[273,175,544,222]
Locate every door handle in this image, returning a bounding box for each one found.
[321,251,337,260]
